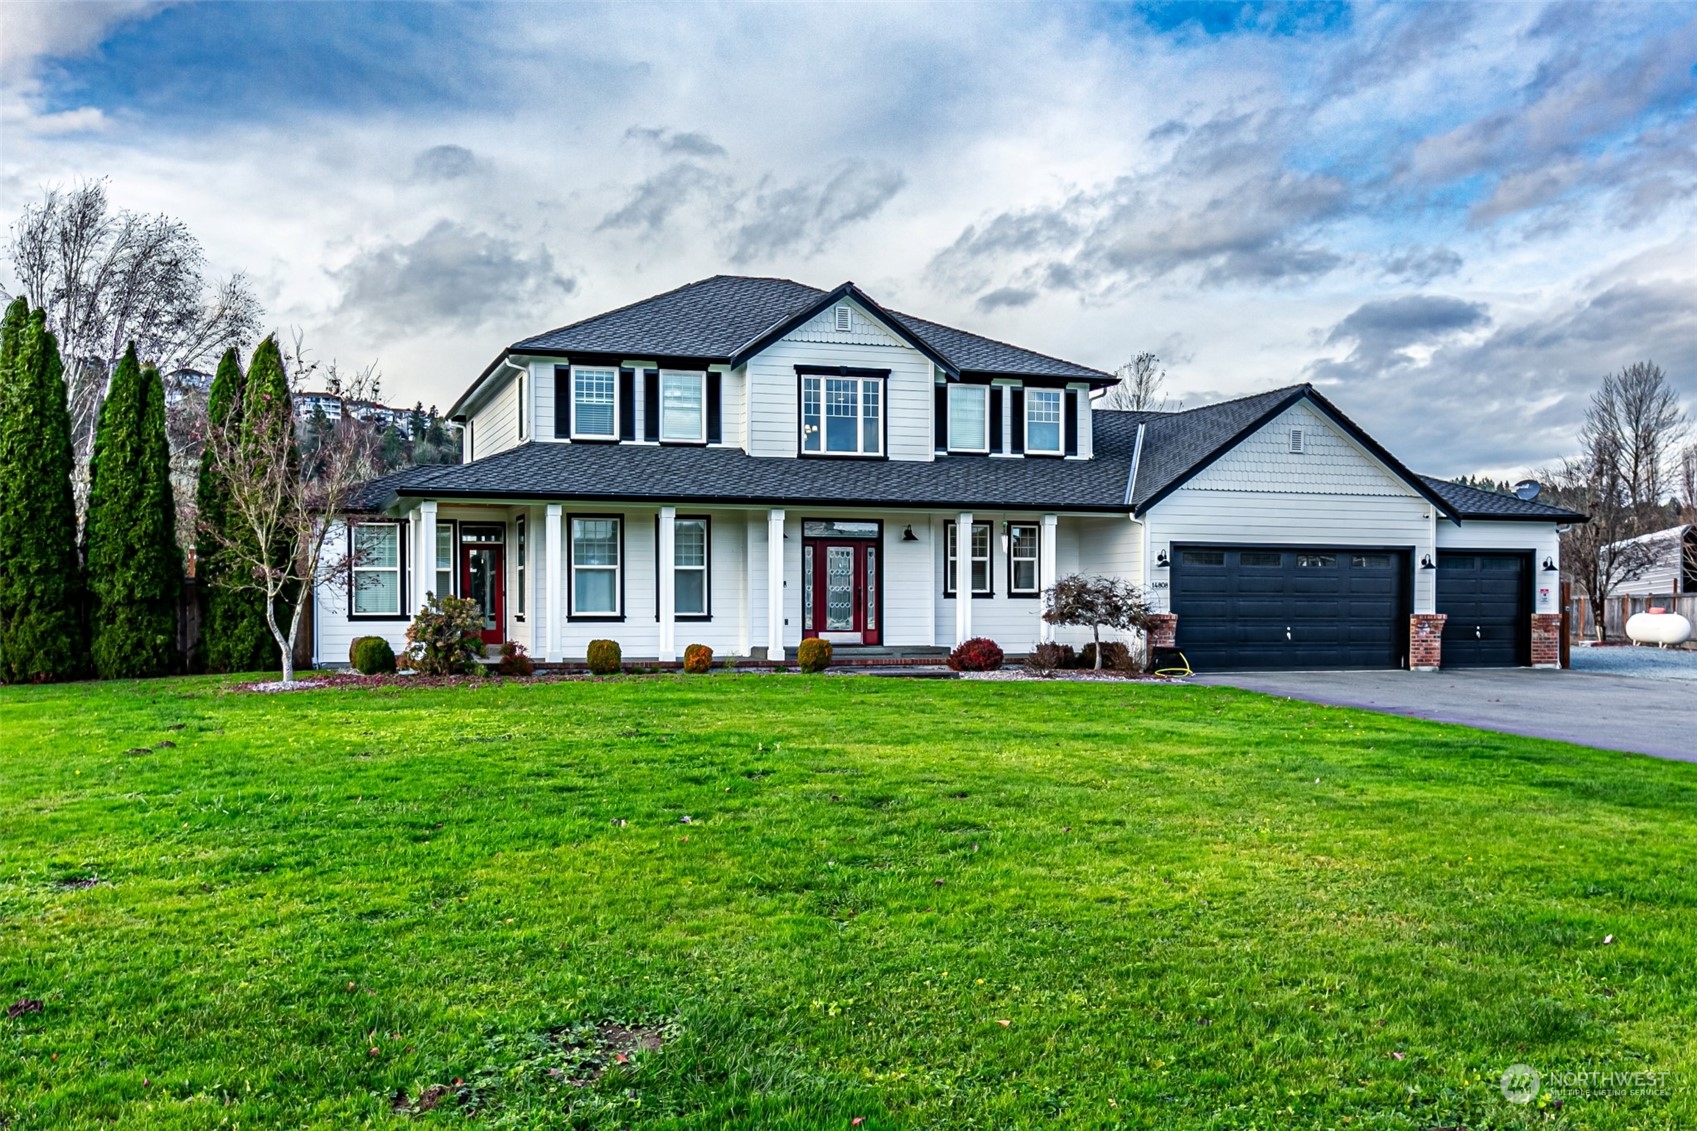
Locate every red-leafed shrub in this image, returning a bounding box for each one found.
[683,643,713,673]
[1023,641,1073,676]
[585,639,622,675]
[796,638,832,673]
[948,637,1004,672]
[497,641,534,677]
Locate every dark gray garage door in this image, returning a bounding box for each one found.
[1170,545,1409,671]
[1436,553,1529,667]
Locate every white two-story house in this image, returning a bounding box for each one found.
[316,275,1584,671]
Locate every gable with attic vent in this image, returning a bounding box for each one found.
[1186,399,1419,498]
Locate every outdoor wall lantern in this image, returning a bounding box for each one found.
[1000,521,1010,553]
[1542,557,1558,572]
[1420,554,1436,569]
[901,525,918,542]
[1155,550,1170,568]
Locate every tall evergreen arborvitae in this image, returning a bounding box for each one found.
[0,301,88,682]
[195,347,275,672]
[84,344,181,678]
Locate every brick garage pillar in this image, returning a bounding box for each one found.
[1531,613,1562,669]
[1147,613,1178,650]
[1409,613,1446,672]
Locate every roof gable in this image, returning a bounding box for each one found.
[1184,399,1421,498]
[1122,384,1455,518]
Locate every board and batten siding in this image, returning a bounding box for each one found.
[745,298,936,461]
[1146,401,1437,613]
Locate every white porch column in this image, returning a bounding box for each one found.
[1039,512,1058,642]
[657,506,677,662]
[544,504,563,662]
[955,512,974,645]
[766,509,786,659]
[416,500,437,610]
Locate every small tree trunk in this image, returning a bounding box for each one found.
[1093,624,1102,669]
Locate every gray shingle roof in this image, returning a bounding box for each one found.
[508,274,1109,381]
[1417,475,1588,521]
[1118,387,1305,511]
[366,439,1136,513]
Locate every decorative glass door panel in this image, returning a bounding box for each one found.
[802,524,880,645]
[461,544,504,645]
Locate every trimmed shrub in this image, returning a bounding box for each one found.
[1023,641,1074,677]
[948,636,1005,672]
[349,635,396,675]
[84,345,181,679]
[796,637,832,673]
[1078,641,1131,671]
[497,641,535,677]
[683,643,713,674]
[586,639,622,675]
[403,593,486,675]
[0,301,87,683]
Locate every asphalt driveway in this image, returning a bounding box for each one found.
[1191,665,1696,762]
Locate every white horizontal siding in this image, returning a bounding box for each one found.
[469,374,520,459]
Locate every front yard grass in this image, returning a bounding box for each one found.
[1,675,1693,1129]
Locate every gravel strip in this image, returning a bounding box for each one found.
[1569,644,1697,682]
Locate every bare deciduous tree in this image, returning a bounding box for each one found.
[6,179,262,500]
[1678,442,1697,527]
[1042,574,1154,668]
[195,341,381,684]
[1100,352,1175,412]
[1537,361,1689,639]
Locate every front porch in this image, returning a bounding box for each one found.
[316,500,1145,667]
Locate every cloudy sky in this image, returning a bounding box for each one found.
[3,0,1693,478]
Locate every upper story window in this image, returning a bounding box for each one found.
[948,385,989,453]
[571,366,618,439]
[660,370,706,443]
[801,374,882,456]
[1025,388,1064,455]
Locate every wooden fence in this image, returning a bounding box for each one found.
[1566,591,1697,642]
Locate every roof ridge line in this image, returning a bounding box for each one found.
[513,275,824,350]
[1165,382,1311,417]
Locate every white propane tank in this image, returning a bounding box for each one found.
[1625,611,1693,647]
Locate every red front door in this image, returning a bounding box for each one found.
[803,539,880,645]
[461,542,504,645]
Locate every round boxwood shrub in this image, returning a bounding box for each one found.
[948,636,1004,672]
[796,637,832,673]
[586,639,622,675]
[349,635,396,675]
[683,643,713,674]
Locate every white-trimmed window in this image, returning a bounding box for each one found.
[352,522,403,616]
[944,522,992,596]
[1025,388,1063,454]
[660,370,706,442]
[674,517,708,617]
[434,522,455,597]
[571,366,617,439]
[1009,523,1039,595]
[570,516,621,616]
[800,374,882,455]
[514,517,527,620]
[949,384,989,453]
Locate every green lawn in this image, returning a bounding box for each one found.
[1,675,1693,1129]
